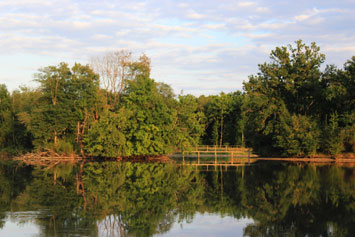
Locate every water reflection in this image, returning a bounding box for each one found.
[0,160,354,236]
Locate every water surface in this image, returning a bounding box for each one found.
[0,160,354,236]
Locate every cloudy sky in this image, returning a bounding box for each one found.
[1,0,354,95]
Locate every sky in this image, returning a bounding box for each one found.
[1,0,355,95]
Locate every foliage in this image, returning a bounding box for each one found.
[83,109,128,157]
[121,74,176,156]
[0,84,13,151]
[243,40,354,156]
[200,92,245,146]
[1,43,354,158]
[321,113,344,156]
[16,63,101,155]
[174,94,205,151]
[276,114,320,157]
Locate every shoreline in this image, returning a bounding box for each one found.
[255,157,355,163]
[3,151,355,165]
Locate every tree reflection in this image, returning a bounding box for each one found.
[81,162,205,236]
[0,161,354,236]
[15,162,204,236]
[241,163,355,236]
[0,160,32,228]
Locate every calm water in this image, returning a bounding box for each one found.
[0,160,354,236]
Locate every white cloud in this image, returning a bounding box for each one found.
[255,7,269,13]
[0,0,354,94]
[187,12,206,20]
[178,3,189,8]
[238,1,257,7]
[0,0,53,7]
[91,34,112,40]
[294,8,320,21]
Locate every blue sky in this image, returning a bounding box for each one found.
[1,0,354,95]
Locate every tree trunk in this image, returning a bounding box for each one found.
[76,121,80,143]
[79,111,88,158]
[242,131,244,147]
[215,123,218,146]
[54,170,57,185]
[80,143,85,158]
[54,130,57,147]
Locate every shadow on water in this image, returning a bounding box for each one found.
[0,159,354,236]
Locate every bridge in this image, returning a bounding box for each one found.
[170,145,258,168]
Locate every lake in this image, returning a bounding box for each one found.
[0,160,354,236]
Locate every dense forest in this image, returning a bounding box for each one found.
[0,40,354,158]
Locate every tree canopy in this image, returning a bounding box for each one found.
[0,42,354,158]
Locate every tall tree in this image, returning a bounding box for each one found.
[67,63,101,156]
[90,50,134,109]
[243,40,325,156]
[202,93,234,146]
[30,63,72,148]
[320,57,355,154]
[122,72,176,156]
[19,63,101,154]
[174,94,205,151]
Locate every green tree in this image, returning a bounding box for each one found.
[321,113,344,156]
[66,63,101,156]
[28,63,73,148]
[243,40,326,156]
[203,93,234,146]
[122,74,176,156]
[0,84,13,152]
[223,91,245,146]
[319,57,355,154]
[243,93,291,155]
[83,109,129,157]
[276,114,320,157]
[18,63,102,155]
[12,87,41,151]
[174,94,205,151]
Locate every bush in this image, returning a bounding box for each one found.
[276,115,320,157]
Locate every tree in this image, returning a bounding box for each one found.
[202,93,234,146]
[223,91,245,146]
[90,51,153,111]
[122,73,176,156]
[0,84,13,151]
[319,57,355,154]
[19,63,101,154]
[91,50,131,106]
[243,93,291,155]
[321,113,344,156]
[83,109,128,157]
[29,63,73,148]
[243,40,326,156]
[67,63,101,156]
[174,94,205,151]
[276,114,320,157]
[245,40,325,116]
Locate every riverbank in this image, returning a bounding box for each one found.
[5,149,355,165]
[9,149,175,166]
[255,153,355,162]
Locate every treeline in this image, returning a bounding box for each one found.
[0,53,204,158]
[0,40,354,157]
[243,40,354,157]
